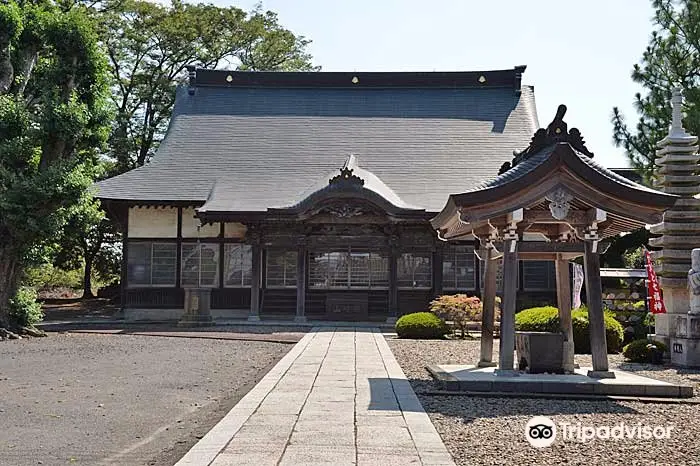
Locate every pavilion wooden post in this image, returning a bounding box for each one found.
[295,241,307,323]
[498,239,518,372]
[555,254,574,373]
[479,244,498,367]
[583,239,613,377]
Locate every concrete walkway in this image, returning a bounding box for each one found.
[176,328,455,466]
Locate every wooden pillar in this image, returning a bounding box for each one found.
[176,208,182,289]
[555,255,574,373]
[498,239,518,372]
[120,221,129,315]
[295,242,307,323]
[583,240,612,377]
[387,241,399,323]
[248,243,261,322]
[479,245,497,367]
[432,244,444,297]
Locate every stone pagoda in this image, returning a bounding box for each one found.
[650,88,700,366]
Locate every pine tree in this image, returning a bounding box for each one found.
[612,0,700,183]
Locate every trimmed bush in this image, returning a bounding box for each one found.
[515,306,624,354]
[623,339,668,363]
[513,306,559,332]
[9,286,44,327]
[571,308,624,354]
[395,312,448,339]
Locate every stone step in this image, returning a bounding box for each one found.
[649,235,700,248]
[657,165,700,175]
[656,140,699,154]
[649,221,700,234]
[655,262,692,275]
[664,210,700,221]
[663,185,700,195]
[657,175,700,184]
[659,276,690,288]
[656,152,700,165]
[673,198,700,208]
[651,249,695,261]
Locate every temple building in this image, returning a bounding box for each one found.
[96,66,627,322]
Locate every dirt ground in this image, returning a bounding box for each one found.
[0,332,298,466]
[40,298,120,323]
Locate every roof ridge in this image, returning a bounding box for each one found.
[186,66,527,93]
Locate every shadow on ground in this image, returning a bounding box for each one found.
[41,297,120,321]
[38,298,307,343]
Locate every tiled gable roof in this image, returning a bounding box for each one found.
[96,68,539,212]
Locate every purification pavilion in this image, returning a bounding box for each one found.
[431,106,678,374]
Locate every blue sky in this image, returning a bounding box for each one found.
[190,0,657,168]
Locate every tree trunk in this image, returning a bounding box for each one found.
[82,255,95,300]
[0,245,21,330]
[11,47,37,96]
[0,37,13,95]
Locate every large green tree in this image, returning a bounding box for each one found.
[53,182,121,299]
[0,0,110,331]
[612,0,700,182]
[48,0,316,301]
[96,0,316,171]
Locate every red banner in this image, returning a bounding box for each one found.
[645,249,667,314]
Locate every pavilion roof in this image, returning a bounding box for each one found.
[431,105,679,241]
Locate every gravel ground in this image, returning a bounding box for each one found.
[388,338,700,466]
[0,332,293,466]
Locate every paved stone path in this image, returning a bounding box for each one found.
[176,328,455,465]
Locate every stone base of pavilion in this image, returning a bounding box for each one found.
[427,364,694,398]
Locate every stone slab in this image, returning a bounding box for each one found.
[357,453,422,465]
[210,449,283,466]
[429,364,694,398]
[279,445,356,465]
[179,327,455,465]
[174,329,320,466]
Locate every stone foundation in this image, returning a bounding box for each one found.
[669,314,700,367]
[124,308,249,322]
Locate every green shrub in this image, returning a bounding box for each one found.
[430,294,501,338]
[395,312,448,339]
[571,309,624,354]
[23,263,82,290]
[643,312,655,327]
[515,306,624,354]
[632,300,646,312]
[9,287,44,327]
[623,339,668,363]
[513,306,559,332]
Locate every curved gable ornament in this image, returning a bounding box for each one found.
[499,104,595,174]
[329,165,364,188]
[321,203,368,218]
